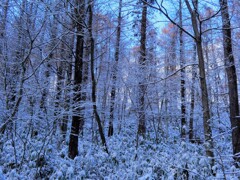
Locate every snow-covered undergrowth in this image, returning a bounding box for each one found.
[0,118,240,179]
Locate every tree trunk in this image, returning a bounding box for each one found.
[138,0,148,136]
[196,38,215,166]
[185,0,215,168]
[179,0,186,139]
[219,0,240,164]
[189,45,197,142]
[68,0,85,159]
[88,0,108,153]
[108,0,123,137]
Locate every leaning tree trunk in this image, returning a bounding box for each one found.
[138,0,148,136]
[88,0,108,153]
[68,0,85,159]
[219,0,240,164]
[108,0,123,137]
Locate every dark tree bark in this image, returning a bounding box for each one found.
[184,0,215,168]
[179,0,186,139]
[88,0,108,153]
[68,0,85,159]
[108,0,123,137]
[138,0,148,136]
[219,0,240,164]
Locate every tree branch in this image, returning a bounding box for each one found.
[141,0,196,40]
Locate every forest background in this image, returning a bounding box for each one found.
[0,0,240,179]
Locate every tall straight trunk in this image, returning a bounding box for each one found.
[179,0,186,139]
[185,0,215,168]
[138,0,147,136]
[189,45,197,142]
[108,0,123,137]
[68,0,85,159]
[219,0,240,164]
[196,34,215,166]
[88,0,108,153]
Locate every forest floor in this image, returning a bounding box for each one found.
[0,117,240,179]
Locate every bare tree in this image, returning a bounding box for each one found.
[145,0,216,168]
[68,0,85,159]
[184,0,214,168]
[108,0,123,137]
[179,0,186,139]
[88,0,108,153]
[138,0,148,136]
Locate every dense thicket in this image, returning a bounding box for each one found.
[0,0,240,178]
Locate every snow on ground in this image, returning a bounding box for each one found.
[0,117,240,179]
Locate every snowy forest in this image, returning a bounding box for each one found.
[1,0,240,179]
